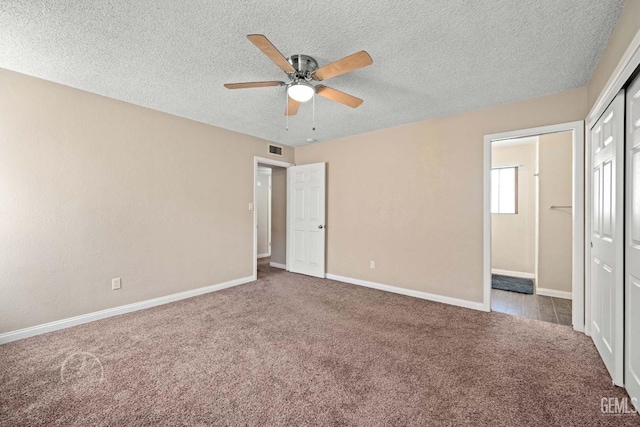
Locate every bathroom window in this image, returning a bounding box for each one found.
[491,167,518,214]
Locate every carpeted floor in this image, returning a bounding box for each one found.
[0,259,636,426]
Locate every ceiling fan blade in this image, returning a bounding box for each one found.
[224,81,284,89]
[313,51,372,81]
[285,97,300,116]
[247,34,296,74]
[315,85,363,108]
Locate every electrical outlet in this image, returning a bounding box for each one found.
[112,278,121,290]
[248,203,254,211]
[370,261,375,269]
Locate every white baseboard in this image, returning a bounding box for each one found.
[257,253,270,259]
[269,262,286,269]
[325,274,486,312]
[491,269,535,279]
[0,275,255,345]
[537,287,572,300]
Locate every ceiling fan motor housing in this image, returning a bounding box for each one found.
[288,54,318,81]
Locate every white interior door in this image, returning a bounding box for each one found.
[590,90,625,386]
[626,73,640,405]
[288,163,326,278]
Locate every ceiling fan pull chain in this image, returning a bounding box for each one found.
[286,91,289,131]
[312,93,316,131]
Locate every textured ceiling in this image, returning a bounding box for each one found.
[0,1,624,146]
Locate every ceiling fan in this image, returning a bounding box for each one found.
[224,34,372,116]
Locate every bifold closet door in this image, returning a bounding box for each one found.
[590,90,624,386]
[625,73,640,404]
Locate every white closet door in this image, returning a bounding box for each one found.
[625,73,640,405]
[590,90,625,386]
[287,163,326,278]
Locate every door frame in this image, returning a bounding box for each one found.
[253,156,294,280]
[483,121,585,332]
[268,174,272,257]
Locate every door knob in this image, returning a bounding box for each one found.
[318,225,324,229]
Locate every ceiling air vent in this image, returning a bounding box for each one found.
[268,144,283,156]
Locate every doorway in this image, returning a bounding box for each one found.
[253,156,294,279]
[490,132,574,326]
[483,121,585,331]
[252,157,328,280]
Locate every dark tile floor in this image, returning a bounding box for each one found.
[491,289,572,326]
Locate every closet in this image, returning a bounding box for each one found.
[589,69,640,404]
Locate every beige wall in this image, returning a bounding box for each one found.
[4,1,638,333]
[270,167,287,266]
[537,132,573,294]
[587,0,640,111]
[491,142,537,274]
[0,68,293,333]
[256,171,270,256]
[296,88,587,303]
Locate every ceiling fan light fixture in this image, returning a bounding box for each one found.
[287,81,315,103]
